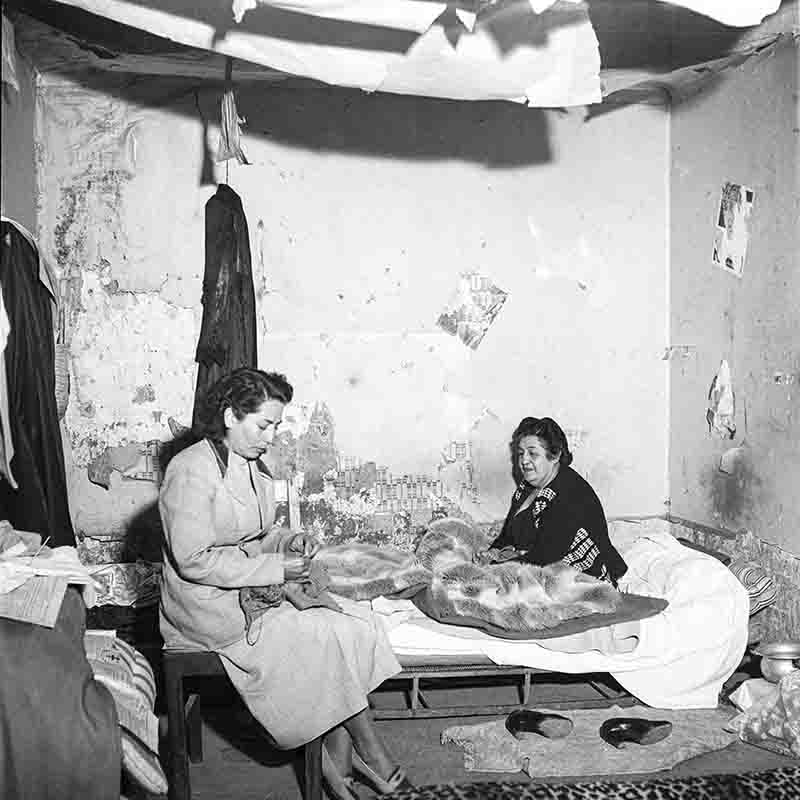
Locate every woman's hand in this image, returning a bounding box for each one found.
[282,554,312,582]
[287,532,321,558]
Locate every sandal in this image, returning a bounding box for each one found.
[322,746,359,800]
[351,752,414,795]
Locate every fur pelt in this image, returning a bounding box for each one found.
[416,518,622,633]
[314,543,432,601]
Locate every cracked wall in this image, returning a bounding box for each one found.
[32,73,670,541]
[669,37,800,555]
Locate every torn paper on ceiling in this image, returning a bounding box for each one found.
[1,10,18,92]
[48,0,600,106]
[382,2,601,105]
[601,33,786,103]
[231,0,448,30]
[666,0,781,27]
[36,0,785,106]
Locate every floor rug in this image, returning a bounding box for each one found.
[441,704,738,777]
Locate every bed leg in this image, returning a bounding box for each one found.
[522,670,532,706]
[410,676,420,711]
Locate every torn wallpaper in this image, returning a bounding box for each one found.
[707,359,736,440]
[712,182,755,278]
[437,273,508,350]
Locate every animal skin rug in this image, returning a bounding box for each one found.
[415,518,625,634]
[314,543,432,601]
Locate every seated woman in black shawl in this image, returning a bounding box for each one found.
[489,417,627,586]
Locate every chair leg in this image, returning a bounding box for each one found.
[186,693,203,764]
[164,660,191,800]
[303,736,323,800]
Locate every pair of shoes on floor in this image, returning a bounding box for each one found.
[505,710,673,749]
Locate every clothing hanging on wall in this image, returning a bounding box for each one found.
[0,219,75,546]
[192,183,257,426]
[0,289,15,487]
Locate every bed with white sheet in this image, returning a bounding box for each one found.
[373,522,750,711]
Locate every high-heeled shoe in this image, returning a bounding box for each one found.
[322,746,359,800]
[505,709,573,740]
[599,717,673,749]
[351,751,415,795]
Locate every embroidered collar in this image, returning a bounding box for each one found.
[512,481,557,506]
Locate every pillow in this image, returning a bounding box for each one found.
[728,559,778,616]
[85,631,167,793]
[121,731,169,795]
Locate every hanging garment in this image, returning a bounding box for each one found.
[0,220,75,546]
[192,184,257,426]
[0,289,14,487]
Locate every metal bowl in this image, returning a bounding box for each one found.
[754,641,800,683]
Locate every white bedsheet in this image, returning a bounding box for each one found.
[378,528,749,709]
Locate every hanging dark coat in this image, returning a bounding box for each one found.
[0,220,75,546]
[192,184,257,426]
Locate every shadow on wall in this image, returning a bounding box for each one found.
[231,86,554,168]
[112,428,200,563]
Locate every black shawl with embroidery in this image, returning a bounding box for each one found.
[490,466,627,585]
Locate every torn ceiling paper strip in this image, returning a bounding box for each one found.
[230,0,449,30]
[666,0,781,27]
[601,33,788,104]
[50,0,601,105]
[39,0,783,106]
[230,0,782,29]
[1,10,19,92]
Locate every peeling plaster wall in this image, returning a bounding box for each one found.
[669,36,800,554]
[33,73,669,537]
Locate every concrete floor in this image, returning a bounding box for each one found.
[136,670,797,800]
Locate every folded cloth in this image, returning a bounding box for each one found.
[239,559,342,640]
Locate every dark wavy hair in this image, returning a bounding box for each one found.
[194,367,293,442]
[510,416,573,484]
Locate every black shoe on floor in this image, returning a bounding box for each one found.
[599,717,673,749]
[505,709,574,740]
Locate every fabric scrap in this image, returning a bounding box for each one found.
[442,704,737,777]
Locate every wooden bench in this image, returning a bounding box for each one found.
[163,649,323,800]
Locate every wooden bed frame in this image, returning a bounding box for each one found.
[370,654,634,719]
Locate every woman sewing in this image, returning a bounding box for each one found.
[159,367,411,798]
[489,416,627,586]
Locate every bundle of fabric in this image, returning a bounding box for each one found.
[726,670,800,758]
[314,543,432,601]
[412,518,667,639]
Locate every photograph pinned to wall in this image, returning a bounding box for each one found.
[436,272,508,350]
[711,182,755,277]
